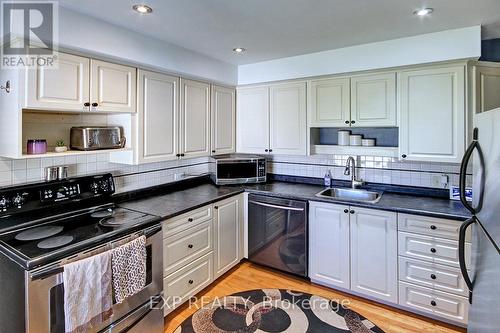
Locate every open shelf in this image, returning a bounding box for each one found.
[311,145,399,158]
[21,148,133,159]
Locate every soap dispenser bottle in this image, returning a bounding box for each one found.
[324,170,332,187]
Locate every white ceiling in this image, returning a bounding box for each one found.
[58,0,500,65]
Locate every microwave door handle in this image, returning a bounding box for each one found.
[459,217,475,304]
[249,200,304,212]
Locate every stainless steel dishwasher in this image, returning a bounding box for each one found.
[248,194,308,277]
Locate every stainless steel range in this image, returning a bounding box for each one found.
[0,174,164,333]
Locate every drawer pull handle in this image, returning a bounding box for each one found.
[188,218,194,222]
[430,300,437,307]
[188,244,193,249]
[430,225,437,230]
[430,248,437,253]
[188,280,194,285]
[344,209,349,214]
[214,206,218,210]
[349,210,355,214]
[430,274,437,280]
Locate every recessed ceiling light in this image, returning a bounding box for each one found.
[133,4,153,14]
[233,47,246,54]
[413,8,434,16]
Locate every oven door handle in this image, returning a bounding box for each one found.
[100,296,163,332]
[249,200,305,212]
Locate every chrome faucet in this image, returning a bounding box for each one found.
[344,156,364,189]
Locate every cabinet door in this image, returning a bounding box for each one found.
[236,87,270,154]
[213,195,242,278]
[137,70,179,163]
[270,82,307,155]
[350,207,398,303]
[400,66,465,163]
[308,77,350,127]
[471,65,500,114]
[351,72,396,127]
[309,201,350,289]
[211,85,236,155]
[90,60,136,113]
[179,79,211,158]
[26,52,90,111]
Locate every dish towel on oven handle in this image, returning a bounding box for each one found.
[63,251,113,333]
[111,235,147,304]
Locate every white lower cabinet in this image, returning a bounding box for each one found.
[163,194,243,315]
[350,207,398,303]
[213,194,244,278]
[309,202,350,289]
[309,202,397,303]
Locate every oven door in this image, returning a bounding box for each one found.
[25,224,163,333]
[215,160,260,185]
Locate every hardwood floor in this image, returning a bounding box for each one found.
[164,261,466,333]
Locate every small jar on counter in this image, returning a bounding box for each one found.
[27,139,47,155]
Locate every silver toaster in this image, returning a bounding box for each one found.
[70,126,126,151]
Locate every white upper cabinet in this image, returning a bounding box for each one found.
[90,60,137,113]
[236,86,270,154]
[470,63,500,114]
[309,201,350,290]
[399,65,465,163]
[179,78,211,158]
[211,85,236,155]
[270,82,307,155]
[137,70,179,164]
[26,52,90,112]
[351,72,397,127]
[308,77,350,127]
[350,207,398,303]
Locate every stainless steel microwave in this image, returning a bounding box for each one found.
[210,155,266,185]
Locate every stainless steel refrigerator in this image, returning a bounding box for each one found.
[459,108,500,333]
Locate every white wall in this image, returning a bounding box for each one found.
[238,26,481,85]
[58,7,237,85]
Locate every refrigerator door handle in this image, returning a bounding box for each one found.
[459,217,475,304]
[459,128,484,214]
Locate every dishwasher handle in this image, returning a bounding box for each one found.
[248,200,305,212]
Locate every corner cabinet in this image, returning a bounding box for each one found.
[211,85,236,155]
[236,82,306,155]
[350,207,398,303]
[309,202,350,289]
[180,79,211,159]
[136,70,179,163]
[399,65,465,163]
[213,194,244,278]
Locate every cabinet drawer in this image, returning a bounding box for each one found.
[399,282,468,324]
[164,221,212,276]
[163,252,213,315]
[398,213,470,241]
[398,232,471,268]
[163,205,212,237]
[399,257,469,297]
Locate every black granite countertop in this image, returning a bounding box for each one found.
[117,176,471,221]
[242,182,471,221]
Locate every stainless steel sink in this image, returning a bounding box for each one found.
[315,187,382,203]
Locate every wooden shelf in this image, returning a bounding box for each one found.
[20,148,132,159]
[311,145,399,158]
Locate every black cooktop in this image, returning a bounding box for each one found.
[0,204,160,269]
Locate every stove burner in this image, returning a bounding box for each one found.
[38,235,74,249]
[15,226,64,241]
[90,208,114,219]
[99,209,146,228]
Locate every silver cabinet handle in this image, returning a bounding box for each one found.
[249,200,304,212]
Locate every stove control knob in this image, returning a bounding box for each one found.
[12,193,26,208]
[100,181,109,192]
[0,196,9,212]
[90,182,99,194]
